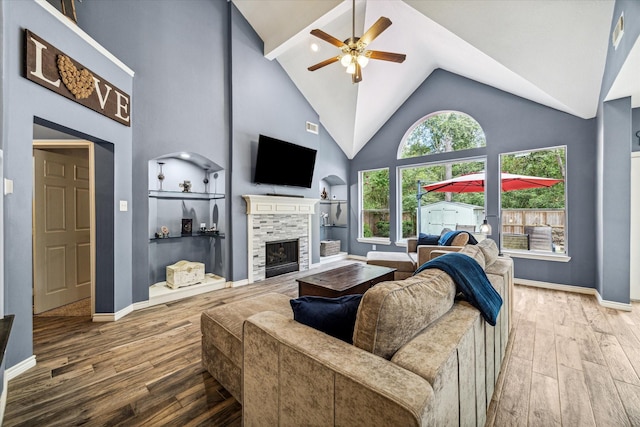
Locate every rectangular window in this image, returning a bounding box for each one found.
[500,147,566,254]
[359,168,390,241]
[399,159,485,240]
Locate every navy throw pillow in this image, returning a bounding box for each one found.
[417,233,440,246]
[290,294,363,343]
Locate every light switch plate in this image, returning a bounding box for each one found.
[119,200,128,211]
[4,179,13,195]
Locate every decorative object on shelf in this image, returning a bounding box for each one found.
[321,212,329,226]
[200,222,207,232]
[320,187,328,199]
[60,0,78,23]
[157,162,165,191]
[166,260,205,289]
[179,180,192,192]
[203,170,210,193]
[181,218,193,235]
[155,225,170,239]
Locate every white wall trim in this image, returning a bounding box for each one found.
[34,0,135,77]
[6,355,37,381]
[92,304,133,322]
[515,278,632,311]
[231,279,250,287]
[133,301,149,311]
[0,373,7,424]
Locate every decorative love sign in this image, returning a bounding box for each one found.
[25,30,131,126]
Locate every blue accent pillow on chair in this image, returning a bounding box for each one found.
[290,294,363,343]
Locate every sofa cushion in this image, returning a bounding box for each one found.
[477,238,499,266]
[366,251,416,272]
[458,244,486,270]
[290,294,362,343]
[417,233,440,246]
[438,231,470,246]
[353,270,456,360]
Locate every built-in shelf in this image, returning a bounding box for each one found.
[321,225,347,228]
[148,190,224,200]
[150,233,225,242]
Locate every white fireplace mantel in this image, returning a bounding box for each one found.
[242,195,319,215]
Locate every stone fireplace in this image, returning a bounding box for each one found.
[243,195,318,282]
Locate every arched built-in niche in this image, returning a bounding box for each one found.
[319,175,348,260]
[147,152,226,303]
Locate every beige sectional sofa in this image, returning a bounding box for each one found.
[366,233,469,279]
[201,238,512,426]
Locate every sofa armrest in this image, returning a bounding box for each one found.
[417,245,464,266]
[407,237,418,253]
[243,311,436,427]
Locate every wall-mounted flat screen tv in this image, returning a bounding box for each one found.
[254,134,317,188]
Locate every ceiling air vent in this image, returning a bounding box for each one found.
[306,121,319,135]
[612,12,624,50]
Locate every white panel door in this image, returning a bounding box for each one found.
[33,149,91,314]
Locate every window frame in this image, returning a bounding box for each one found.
[396,156,487,245]
[397,110,487,160]
[357,167,391,245]
[499,145,570,261]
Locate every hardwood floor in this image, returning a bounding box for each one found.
[5,263,640,426]
[487,285,640,426]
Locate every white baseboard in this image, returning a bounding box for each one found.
[348,254,367,261]
[92,304,133,322]
[515,278,632,311]
[0,373,7,425]
[6,355,36,381]
[132,301,149,311]
[231,279,249,287]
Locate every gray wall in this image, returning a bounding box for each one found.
[350,69,598,289]
[595,0,640,303]
[633,108,640,151]
[2,1,133,367]
[229,4,348,281]
[75,0,229,300]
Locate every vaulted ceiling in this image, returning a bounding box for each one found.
[232,0,617,159]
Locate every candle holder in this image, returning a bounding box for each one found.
[157,162,165,191]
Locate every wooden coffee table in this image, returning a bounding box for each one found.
[297,263,396,298]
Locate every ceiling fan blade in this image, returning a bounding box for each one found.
[307,56,340,71]
[368,50,406,63]
[310,29,347,48]
[359,17,392,46]
[352,62,362,84]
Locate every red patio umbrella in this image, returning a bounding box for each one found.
[422,171,563,193]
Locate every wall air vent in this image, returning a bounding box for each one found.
[306,121,319,135]
[612,12,624,50]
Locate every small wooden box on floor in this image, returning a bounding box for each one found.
[166,260,205,289]
[320,240,340,256]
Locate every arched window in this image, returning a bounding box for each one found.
[398,111,486,159]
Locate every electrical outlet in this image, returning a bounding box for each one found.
[119,200,128,211]
[372,244,377,251]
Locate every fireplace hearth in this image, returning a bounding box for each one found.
[265,239,299,278]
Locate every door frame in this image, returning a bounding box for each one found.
[32,140,96,317]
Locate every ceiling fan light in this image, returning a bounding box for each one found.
[346,62,356,74]
[357,54,369,68]
[340,54,352,67]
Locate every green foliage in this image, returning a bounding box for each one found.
[362,169,389,210]
[501,148,566,209]
[375,221,390,238]
[363,223,373,238]
[402,220,415,237]
[400,112,486,159]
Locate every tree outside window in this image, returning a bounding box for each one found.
[360,168,389,240]
[500,147,567,254]
[398,111,487,238]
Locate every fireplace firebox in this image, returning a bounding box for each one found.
[265,239,299,278]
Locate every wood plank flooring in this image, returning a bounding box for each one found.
[5,262,640,426]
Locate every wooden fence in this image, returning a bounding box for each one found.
[501,209,565,250]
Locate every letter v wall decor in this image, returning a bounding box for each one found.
[24,29,131,126]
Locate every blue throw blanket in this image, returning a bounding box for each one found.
[438,230,478,246]
[414,252,502,326]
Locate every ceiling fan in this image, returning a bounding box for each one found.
[307,0,406,84]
